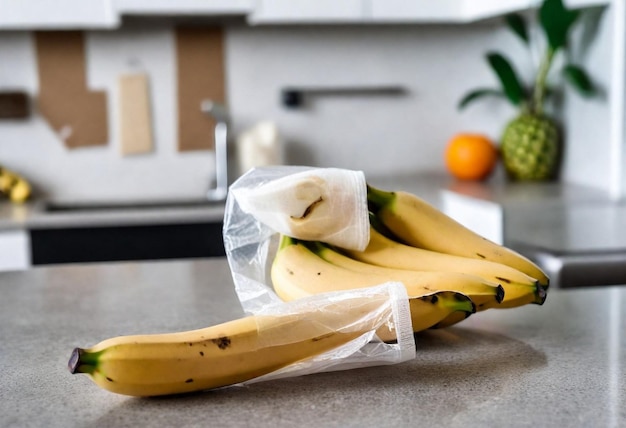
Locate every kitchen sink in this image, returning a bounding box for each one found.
[43,199,222,213]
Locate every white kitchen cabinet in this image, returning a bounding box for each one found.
[114,0,253,16]
[0,229,30,271]
[0,0,252,30]
[248,0,365,24]
[369,0,609,24]
[0,0,609,29]
[249,0,610,25]
[0,0,118,29]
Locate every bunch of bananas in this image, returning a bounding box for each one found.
[271,184,548,332]
[68,182,548,397]
[0,166,31,203]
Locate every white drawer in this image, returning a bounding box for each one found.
[0,229,30,271]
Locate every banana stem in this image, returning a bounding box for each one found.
[366,185,395,213]
[68,348,98,375]
[532,46,556,115]
[278,234,296,250]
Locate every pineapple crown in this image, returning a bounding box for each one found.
[459,0,598,116]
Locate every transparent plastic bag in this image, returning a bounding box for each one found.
[223,166,416,381]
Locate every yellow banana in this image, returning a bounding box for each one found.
[271,235,478,334]
[0,166,31,203]
[342,225,546,308]
[367,185,549,289]
[69,291,402,397]
[300,239,504,310]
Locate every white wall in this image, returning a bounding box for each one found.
[561,5,615,193]
[227,23,525,176]
[0,24,213,203]
[0,14,615,202]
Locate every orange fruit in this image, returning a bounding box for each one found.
[445,133,498,181]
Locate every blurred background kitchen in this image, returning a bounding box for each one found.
[0,0,624,287]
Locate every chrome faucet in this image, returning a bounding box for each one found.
[201,99,229,201]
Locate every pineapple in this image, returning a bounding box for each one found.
[501,114,559,181]
[459,0,595,181]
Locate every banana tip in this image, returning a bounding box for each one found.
[68,348,84,374]
[495,284,505,304]
[535,283,549,305]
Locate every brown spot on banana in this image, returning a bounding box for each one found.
[311,332,336,342]
[212,336,231,350]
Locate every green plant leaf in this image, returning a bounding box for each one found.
[458,88,506,110]
[539,0,580,50]
[505,13,529,44]
[487,52,526,106]
[563,64,595,96]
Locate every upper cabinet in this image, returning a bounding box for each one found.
[248,0,364,24]
[0,0,609,29]
[250,0,611,25]
[369,0,530,23]
[368,0,609,24]
[0,0,253,30]
[0,0,117,29]
[114,0,253,17]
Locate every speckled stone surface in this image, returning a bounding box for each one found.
[1,258,624,428]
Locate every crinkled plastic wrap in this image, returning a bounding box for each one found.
[223,166,416,382]
[231,166,370,251]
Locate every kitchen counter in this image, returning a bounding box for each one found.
[1,258,624,428]
[0,197,227,267]
[0,172,448,232]
[0,171,614,233]
[0,198,226,231]
[0,173,448,267]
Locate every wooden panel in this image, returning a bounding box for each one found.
[118,73,153,156]
[175,27,225,152]
[34,31,108,148]
[0,92,29,119]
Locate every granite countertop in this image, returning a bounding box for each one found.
[1,257,624,427]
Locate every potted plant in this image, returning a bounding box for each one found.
[459,0,597,181]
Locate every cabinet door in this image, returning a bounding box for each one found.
[370,0,608,23]
[0,230,30,271]
[250,0,364,24]
[0,0,117,29]
[115,0,253,15]
[370,0,466,23]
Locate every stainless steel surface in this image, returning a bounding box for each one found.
[202,99,229,202]
[42,199,218,213]
[506,203,626,288]
[512,243,626,288]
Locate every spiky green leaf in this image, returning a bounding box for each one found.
[487,52,526,106]
[563,64,595,96]
[505,13,529,44]
[458,88,506,110]
[539,0,580,50]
